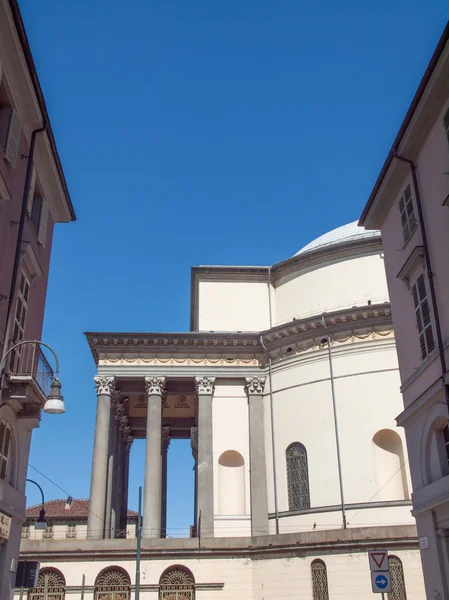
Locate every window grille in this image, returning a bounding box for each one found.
[286,442,310,510]
[66,523,76,538]
[388,556,407,600]
[160,567,195,600]
[0,419,12,481]
[42,523,53,539]
[399,185,416,242]
[9,272,30,372]
[311,560,329,600]
[28,568,65,600]
[412,274,435,360]
[94,568,130,600]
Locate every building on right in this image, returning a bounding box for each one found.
[359,21,449,599]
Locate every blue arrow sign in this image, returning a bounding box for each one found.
[375,575,388,589]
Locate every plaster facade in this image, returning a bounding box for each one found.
[360,22,449,599]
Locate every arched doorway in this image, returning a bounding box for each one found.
[159,566,195,600]
[94,567,130,600]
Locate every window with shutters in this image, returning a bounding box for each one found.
[27,170,49,246]
[0,79,21,169]
[286,442,310,510]
[388,556,407,600]
[399,185,417,242]
[0,419,12,481]
[311,560,329,600]
[9,272,30,373]
[66,523,76,538]
[411,274,435,360]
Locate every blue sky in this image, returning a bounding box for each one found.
[20,0,448,534]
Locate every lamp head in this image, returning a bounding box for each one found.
[34,508,47,530]
[43,377,65,414]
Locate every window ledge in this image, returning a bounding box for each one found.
[396,246,425,284]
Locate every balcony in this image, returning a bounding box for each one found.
[4,341,55,409]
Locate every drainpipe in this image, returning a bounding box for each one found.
[393,150,449,411]
[321,316,347,529]
[261,265,280,534]
[1,122,47,366]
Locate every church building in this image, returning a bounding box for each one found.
[18,222,425,599]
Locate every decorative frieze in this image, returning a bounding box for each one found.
[145,376,166,396]
[194,376,216,395]
[245,377,266,396]
[162,426,171,453]
[190,426,198,461]
[94,376,115,396]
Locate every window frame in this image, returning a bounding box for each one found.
[411,273,436,361]
[66,523,77,538]
[311,559,329,600]
[0,419,13,482]
[399,184,417,243]
[286,442,311,511]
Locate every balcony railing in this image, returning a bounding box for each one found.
[7,341,54,397]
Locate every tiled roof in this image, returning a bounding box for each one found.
[26,499,138,520]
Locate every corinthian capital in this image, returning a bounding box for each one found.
[245,377,266,396]
[195,376,216,395]
[94,376,116,396]
[145,376,166,396]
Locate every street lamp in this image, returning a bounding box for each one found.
[25,479,47,531]
[0,340,65,414]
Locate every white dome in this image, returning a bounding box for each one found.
[295,221,380,256]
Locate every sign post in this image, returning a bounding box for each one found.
[368,549,391,594]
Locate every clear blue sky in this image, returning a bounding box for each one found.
[20,0,448,535]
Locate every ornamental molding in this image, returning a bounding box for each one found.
[145,376,166,396]
[191,427,198,461]
[195,376,216,395]
[94,376,115,396]
[99,357,259,366]
[245,377,266,395]
[162,426,171,452]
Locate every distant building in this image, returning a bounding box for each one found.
[0,0,75,597]
[23,499,137,541]
[19,222,425,599]
[360,22,449,599]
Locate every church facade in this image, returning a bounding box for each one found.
[18,222,426,599]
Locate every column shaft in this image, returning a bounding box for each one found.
[161,427,170,538]
[246,377,269,536]
[87,376,115,539]
[104,406,117,538]
[195,377,215,537]
[143,377,166,538]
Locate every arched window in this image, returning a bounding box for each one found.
[372,430,409,500]
[0,419,12,482]
[388,556,407,600]
[159,566,195,600]
[218,450,246,515]
[311,560,329,600]
[286,442,310,510]
[94,567,130,600]
[28,568,65,600]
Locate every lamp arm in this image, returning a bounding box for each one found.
[26,478,45,508]
[0,340,60,376]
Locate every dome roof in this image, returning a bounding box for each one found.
[294,221,380,257]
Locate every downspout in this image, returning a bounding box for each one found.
[393,150,449,410]
[1,122,47,366]
[260,265,280,534]
[321,316,347,529]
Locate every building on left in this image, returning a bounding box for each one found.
[0,0,76,598]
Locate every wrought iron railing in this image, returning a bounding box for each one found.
[7,341,54,396]
[94,586,130,600]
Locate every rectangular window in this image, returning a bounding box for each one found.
[399,185,417,242]
[444,106,449,146]
[0,419,12,481]
[412,274,436,360]
[43,523,53,539]
[9,272,30,372]
[66,523,76,538]
[443,424,449,468]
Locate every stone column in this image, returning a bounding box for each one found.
[87,376,115,539]
[143,376,166,538]
[161,426,171,538]
[105,392,121,538]
[121,437,132,537]
[245,377,269,536]
[191,426,198,534]
[195,376,216,537]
